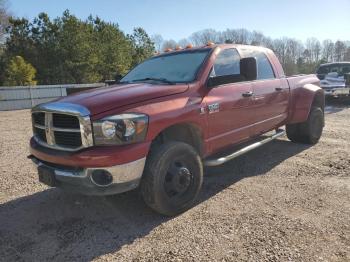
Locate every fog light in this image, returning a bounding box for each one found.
[91,170,113,186]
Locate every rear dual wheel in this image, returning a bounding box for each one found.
[141,142,203,216]
[286,106,324,144]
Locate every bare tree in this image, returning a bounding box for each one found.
[270,37,304,75]
[285,39,304,74]
[221,29,239,44]
[219,28,252,45]
[303,49,311,64]
[345,47,350,61]
[0,0,10,42]
[161,39,177,50]
[152,27,350,75]
[272,38,288,65]
[322,39,334,62]
[260,36,274,49]
[236,28,250,44]
[190,29,218,46]
[177,38,192,48]
[306,38,321,63]
[151,34,163,52]
[334,40,346,61]
[250,31,264,46]
[314,41,322,62]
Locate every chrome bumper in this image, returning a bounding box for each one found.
[323,87,350,96]
[29,156,146,195]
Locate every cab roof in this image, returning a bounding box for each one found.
[155,43,273,57]
[319,62,350,66]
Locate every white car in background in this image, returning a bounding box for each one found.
[316,62,350,97]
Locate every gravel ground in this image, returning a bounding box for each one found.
[0,102,349,262]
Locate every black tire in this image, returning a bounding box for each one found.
[141,142,203,216]
[286,107,324,144]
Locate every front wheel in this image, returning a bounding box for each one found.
[141,142,203,216]
[286,107,324,144]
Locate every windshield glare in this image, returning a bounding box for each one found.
[121,49,210,83]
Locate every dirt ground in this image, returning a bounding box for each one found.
[0,101,349,262]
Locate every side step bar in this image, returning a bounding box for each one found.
[204,129,285,167]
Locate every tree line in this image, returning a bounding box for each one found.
[1,1,350,86]
[153,29,350,75]
[0,6,154,86]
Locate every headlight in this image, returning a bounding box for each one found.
[93,113,148,145]
[101,121,116,139]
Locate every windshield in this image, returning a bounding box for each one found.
[317,64,350,76]
[121,49,211,84]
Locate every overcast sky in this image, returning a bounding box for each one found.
[8,0,350,42]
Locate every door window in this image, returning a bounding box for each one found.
[211,49,240,77]
[256,53,275,80]
[241,50,275,80]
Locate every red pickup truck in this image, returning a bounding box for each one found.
[29,44,324,216]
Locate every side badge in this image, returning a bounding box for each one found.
[208,103,220,114]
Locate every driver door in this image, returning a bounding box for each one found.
[204,48,256,154]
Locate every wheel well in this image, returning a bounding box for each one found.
[151,124,204,157]
[312,91,325,112]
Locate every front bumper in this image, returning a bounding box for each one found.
[29,155,146,195]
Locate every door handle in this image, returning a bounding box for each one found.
[275,87,283,91]
[242,91,254,97]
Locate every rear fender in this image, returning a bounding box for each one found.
[288,84,325,124]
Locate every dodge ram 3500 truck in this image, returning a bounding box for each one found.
[29,44,325,216]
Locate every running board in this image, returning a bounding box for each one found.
[204,129,285,167]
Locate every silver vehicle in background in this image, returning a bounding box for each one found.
[316,62,350,97]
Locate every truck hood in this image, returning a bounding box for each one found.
[58,83,189,115]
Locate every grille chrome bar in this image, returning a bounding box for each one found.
[34,124,45,129]
[80,115,94,148]
[34,124,81,133]
[45,112,55,145]
[31,102,93,151]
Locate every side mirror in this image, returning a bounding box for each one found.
[207,76,219,88]
[115,74,123,82]
[105,74,124,86]
[240,57,257,81]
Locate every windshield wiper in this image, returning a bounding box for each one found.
[131,77,175,85]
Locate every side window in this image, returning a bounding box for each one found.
[340,65,350,75]
[255,52,275,80]
[212,49,240,77]
[241,49,275,80]
[317,66,330,75]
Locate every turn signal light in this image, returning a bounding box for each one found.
[206,41,214,46]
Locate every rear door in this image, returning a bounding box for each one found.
[241,50,289,135]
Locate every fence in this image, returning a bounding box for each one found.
[0,83,106,111]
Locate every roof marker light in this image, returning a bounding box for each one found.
[175,45,182,50]
[186,44,193,49]
[164,48,173,52]
[206,41,214,46]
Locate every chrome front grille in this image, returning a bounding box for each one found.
[31,102,93,151]
[53,114,80,129]
[54,130,82,147]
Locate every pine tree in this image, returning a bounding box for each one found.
[4,56,37,86]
